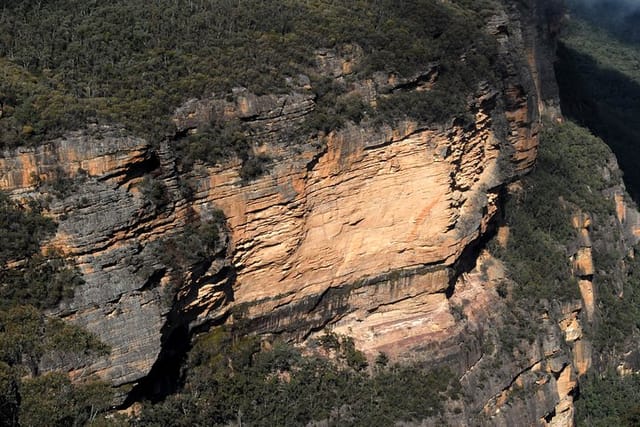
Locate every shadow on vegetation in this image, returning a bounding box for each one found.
[567,0,640,46]
[555,42,640,202]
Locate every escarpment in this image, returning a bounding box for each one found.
[4,0,633,424]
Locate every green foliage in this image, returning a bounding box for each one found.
[575,371,640,427]
[317,331,341,350]
[158,212,227,302]
[0,192,55,265]
[496,281,509,298]
[0,253,83,310]
[159,214,225,269]
[19,373,115,427]
[0,59,93,147]
[317,332,368,371]
[341,336,369,371]
[19,373,79,427]
[0,306,112,425]
[557,6,640,423]
[556,5,640,352]
[139,175,169,210]
[239,153,272,183]
[44,318,110,357]
[591,250,640,353]
[0,305,46,373]
[376,54,492,127]
[0,191,84,310]
[492,121,614,303]
[553,0,640,358]
[0,361,19,427]
[173,117,272,180]
[556,14,640,200]
[497,303,543,353]
[176,119,250,169]
[36,167,84,199]
[0,190,110,424]
[566,0,640,45]
[0,0,498,148]
[374,352,389,370]
[536,122,616,216]
[0,305,109,374]
[137,328,458,426]
[335,93,371,124]
[490,121,622,357]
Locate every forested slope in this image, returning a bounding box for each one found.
[0,0,497,148]
[556,1,640,425]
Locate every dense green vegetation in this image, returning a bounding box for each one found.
[559,1,640,356]
[135,328,460,426]
[566,0,640,45]
[19,372,114,427]
[0,192,55,265]
[591,247,640,352]
[0,192,111,426]
[556,7,640,201]
[0,0,499,153]
[175,119,250,170]
[171,117,270,181]
[492,121,613,304]
[493,118,640,386]
[0,193,82,309]
[489,120,621,357]
[575,371,640,427]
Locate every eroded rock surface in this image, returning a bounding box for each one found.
[0,1,593,424]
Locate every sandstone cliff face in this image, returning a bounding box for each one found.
[0,0,587,423]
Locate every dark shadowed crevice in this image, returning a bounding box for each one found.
[446,188,505,299]
[543,408,556,423]
[121,262,236,407]
[100,150,162,185]
[122,325,190,405]
[120,297,233,407]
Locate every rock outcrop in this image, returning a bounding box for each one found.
[0,0,598,424]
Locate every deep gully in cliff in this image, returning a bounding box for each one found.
[122,257,236,406]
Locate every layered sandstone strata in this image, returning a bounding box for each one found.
[0,1,576,423]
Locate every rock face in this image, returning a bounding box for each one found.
[0,0,598,424]
[206,110,502,334]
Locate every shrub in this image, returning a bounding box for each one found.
[19,373,115,427]
[239,154,272,183]
[139,175,169,210]
[138,329,458,426]
[0,191,55,265]
[575,371,640,426]
[176,119,250,168]
[157,212,227,303]
[0,361,19,427]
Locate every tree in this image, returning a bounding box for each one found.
[0,362,19,427]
